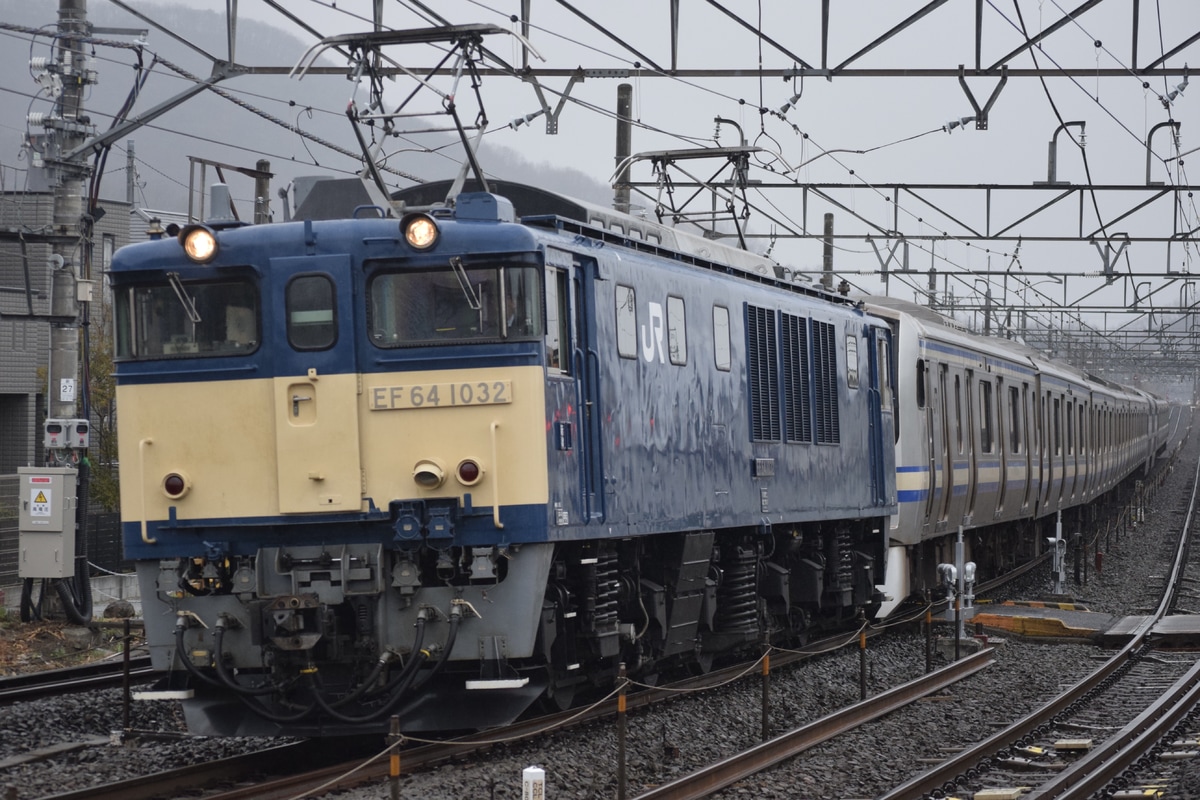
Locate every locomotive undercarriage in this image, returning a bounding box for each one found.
[538,518,886,704]
[145,517,884,734]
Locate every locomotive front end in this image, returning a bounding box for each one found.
[115,197,558,735]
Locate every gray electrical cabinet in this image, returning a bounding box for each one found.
[18,466,78,580]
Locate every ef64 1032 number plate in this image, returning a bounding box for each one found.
[369,380,512,410]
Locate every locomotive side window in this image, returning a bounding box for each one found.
[114,278,259,360]
[545,267,570,374]
[845,334,859,389]
[368,264,542,346]
[615,284,637,359]
[666,295,687,366]
[713,305,731,371]
[286,274,336,350]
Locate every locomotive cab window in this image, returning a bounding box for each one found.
[286,274,336,350]
[114,277,259,360]
[369,263,542,347]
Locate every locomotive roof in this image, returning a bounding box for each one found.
[392,178,787,278]
[286,177,857,307]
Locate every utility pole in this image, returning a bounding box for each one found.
[47,0,92,430]
[126,139,135,206]
[613,83,632,214]
[18,0,96,625]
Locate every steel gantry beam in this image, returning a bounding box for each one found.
[7,0,1196,375]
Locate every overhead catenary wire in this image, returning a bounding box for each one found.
[6,4,1191,352]
[0,22,425,187]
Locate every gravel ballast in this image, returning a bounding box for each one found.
[1,429,1194,799]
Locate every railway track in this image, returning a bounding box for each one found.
[872,440,1200,800]
[577,445,1198,800]
[33,644,993,800]
[0,656,154,704]
[4,532,1051,800]
[11,453,1174,800]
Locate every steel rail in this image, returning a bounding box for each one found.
[1026,656,1200,799]
[0,656,154,703]
[37,741,326,800]
[193,648,997,800]
[878,445,1200,800]
[15,492,1056,800]
[629,648,995,800]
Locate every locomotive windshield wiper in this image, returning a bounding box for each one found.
[166,271,202,324]
[448,256,481,311]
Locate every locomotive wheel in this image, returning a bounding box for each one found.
[541,670,579,712]
[687,651,715,675]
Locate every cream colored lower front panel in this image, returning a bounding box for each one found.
[359,365,549,510]
[274,372,363,513]
[117,379,280,523]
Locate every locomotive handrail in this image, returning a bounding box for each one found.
[138,437,156,544]
[490,421,504,529]
[571,343,592,520]
[587,346,606,523]
[120,364,259,377]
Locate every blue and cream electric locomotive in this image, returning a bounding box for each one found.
[113,179,897,735]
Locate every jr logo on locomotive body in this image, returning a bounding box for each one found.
[640,301,665,364]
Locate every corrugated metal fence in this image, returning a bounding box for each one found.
[0,473,128,595]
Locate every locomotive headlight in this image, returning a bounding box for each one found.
[456,459,483,486]
[179,225,218,263]
[401,213,439,250]
[413,459,446,489]
[162,471,192,499]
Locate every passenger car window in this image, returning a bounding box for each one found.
[1009,386,1021,452]
[979,381,994,453]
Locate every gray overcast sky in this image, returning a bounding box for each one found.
[24,2,1200,323]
